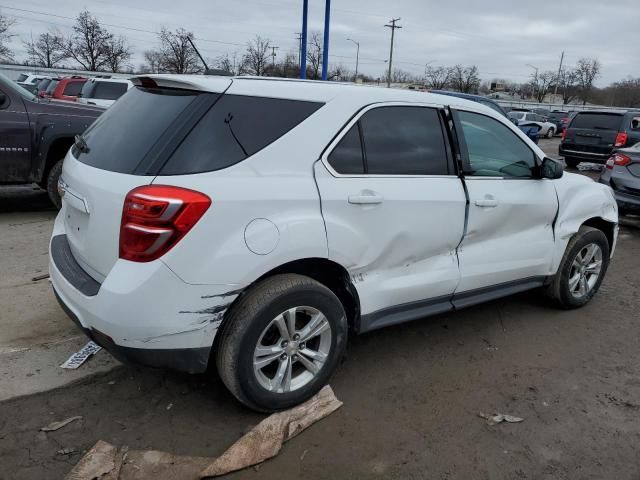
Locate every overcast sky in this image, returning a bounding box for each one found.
[2,0,638,85]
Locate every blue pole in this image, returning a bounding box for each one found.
[300,0,308,79]
[321,0,330,80]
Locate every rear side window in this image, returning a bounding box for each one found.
[74,87,202,173]
[45,80,59,94]
[63,81,84,96]
[93,81,128,100]
[570,113,623,130]
[160,95,323,175]
[359,106,449,175]
[328,125,364,174]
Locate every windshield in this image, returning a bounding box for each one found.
[0,73,36,101]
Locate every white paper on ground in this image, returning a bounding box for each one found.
[60,341,102,369]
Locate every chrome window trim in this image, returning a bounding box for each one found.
[320,101,458,179]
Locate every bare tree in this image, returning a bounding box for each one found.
[215,51,243,75]
[243,35,270,76]
[530,70,555,103]
[0,14,15,61]
[449,64,480,93]
[55,10,113,71]
[557,68,578,105]
[306,32,322,79]
[104,36,131,72]
[154,27,202,74]
[574,57,602,105]
[328,63,352,81]
[424,65,450,89]
[141,50,162,73]
[23,32,66,68]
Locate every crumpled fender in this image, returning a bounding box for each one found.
[551,171,618,270]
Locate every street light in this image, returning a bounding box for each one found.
[346,38,360,81]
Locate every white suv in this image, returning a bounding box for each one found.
[76,77,133,108]
[50,75,618,411]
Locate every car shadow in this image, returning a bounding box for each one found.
[0,186,56,214]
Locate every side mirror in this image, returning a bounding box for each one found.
[540,157,564,179]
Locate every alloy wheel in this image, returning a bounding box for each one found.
[253,306,332,393]
[568,243,603,299]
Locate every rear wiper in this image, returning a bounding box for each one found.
[74,134,90,154]
[224,113,248,157]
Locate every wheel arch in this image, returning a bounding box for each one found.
[37,136,74,186]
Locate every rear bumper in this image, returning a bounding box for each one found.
[559,146,610,164]
[598,178,640,212]
[49,212,243,374]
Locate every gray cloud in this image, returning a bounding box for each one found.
[2,0,638,85]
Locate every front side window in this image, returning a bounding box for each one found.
[358,106,449,175]
[458,110,536,178]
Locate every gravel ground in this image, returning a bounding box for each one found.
[2,139,640,479]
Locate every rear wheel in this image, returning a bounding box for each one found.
[46,159,63,209]
[546,127,555,139]
[546,226,610,309]
[216,274,348,412]
[564,157,580,169]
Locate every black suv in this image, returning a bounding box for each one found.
[560,110,640,168]
[0,74,103,207]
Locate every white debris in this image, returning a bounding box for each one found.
[479,412,524,425]
[60,341,102,369]
[41,416,83,432]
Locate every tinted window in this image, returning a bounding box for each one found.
[63,81,85,96]
[479,99,505,116]
[359,106,448,175]
[36,79,51,91]
[458,111,536,178]
[93,81,128,100]
[161,95,323,175]
[570,113,623,130]
[328,124,364,174]
[74,87,201,173]
[45,80,59,94]
[78,80,94,99]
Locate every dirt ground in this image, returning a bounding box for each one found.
[2,139,640,479]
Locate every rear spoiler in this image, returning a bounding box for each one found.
[130,75,233,94]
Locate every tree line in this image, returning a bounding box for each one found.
[1,10,639,107]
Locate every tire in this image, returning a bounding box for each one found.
[564,157,580,169]
[546,226,610,309]
[216,274,348,412]
[46,159,63,209]
[546,127,555,139]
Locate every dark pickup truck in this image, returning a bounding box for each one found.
[0,74,103,207]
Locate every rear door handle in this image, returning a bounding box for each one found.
[474,197,498,208]
[348,191,384,205]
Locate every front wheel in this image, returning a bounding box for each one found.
[216,274,348,412]
[546,226,610,309]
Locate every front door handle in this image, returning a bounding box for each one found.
[474,197,498,208]
[348,191,384,205]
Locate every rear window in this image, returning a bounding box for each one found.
[63,80,85,96]
[160,95,323,175]
[570,113,623,130]
[74,87,202,173]
[93,81,128,100]
[79,80,94,99]
[16,74,28,82]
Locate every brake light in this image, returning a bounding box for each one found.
[561,128,567,140]
[120,185,211,262]
[614,132,628,147]
[606,153,632,169]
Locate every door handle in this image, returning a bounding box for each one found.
[474,197,498,208]
[348,191,384,205]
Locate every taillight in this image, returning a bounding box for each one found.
[120,185,211,262]
[614,132,628,147]
[606,153,632,170]
[561,128,567,140]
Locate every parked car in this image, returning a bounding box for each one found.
[77,77,133,108]
[0,73,103,207]
[16,73,50,90]
[598,143,640,215]
[430,91,539,142]
[559,110,640,168]
[33,78,55,97]
[508,111,557,138]
[531,108,550,119]
[50,75,618,412]
[41,78,60,98]
[51,76,87,102]
[559,111,578,133]
[548,110,569,133]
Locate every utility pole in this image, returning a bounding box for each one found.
[300,0,308,79]
[270,46,279,70]
[384,18,402,88]
[295,32,302,70]
[554,50,565,96]
[346,38,359,81]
